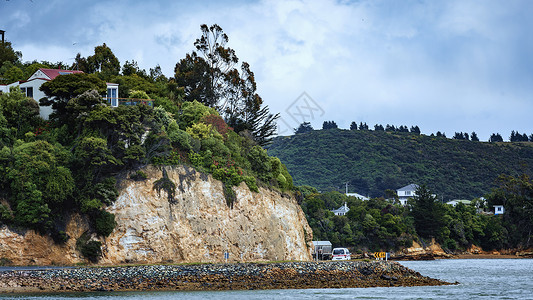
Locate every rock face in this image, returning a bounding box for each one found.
[0,165,313,265]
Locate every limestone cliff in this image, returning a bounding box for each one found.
[0,165,313,265]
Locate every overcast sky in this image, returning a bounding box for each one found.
[2,0,532,140]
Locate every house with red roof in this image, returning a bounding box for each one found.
[0,68,119,119]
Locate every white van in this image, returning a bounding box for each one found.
[331,248,351,260]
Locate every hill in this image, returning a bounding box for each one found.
[267,129,533,200]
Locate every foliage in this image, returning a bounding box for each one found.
[175,24,279,145]
[153,168,176,202]
[0,40,291,250]
[0,40,22,72]
[130,170,148,181]
[322,121,338,130]
[409,184,446,239]
[76,233,102,263]
[267,128,533,200]
[486,174,533,249]
[93,210,116,237]
[294,122,313,134]
[39,73,107,122]
[302,188,513,252]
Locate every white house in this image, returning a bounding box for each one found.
[0,68,119,119]
[494,205,505,215]
[397,184,419,206]
[446,199,472,207]
[346,193,369,201]
[331,202,350,216]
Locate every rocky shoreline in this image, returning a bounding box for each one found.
[0,261,453,293]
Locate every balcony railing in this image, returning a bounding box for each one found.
[104,97,154,107]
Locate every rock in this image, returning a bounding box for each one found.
[0,165,313,265]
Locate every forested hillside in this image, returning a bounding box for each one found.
[268,129,533,200]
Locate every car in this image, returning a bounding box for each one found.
[331,248,351,260]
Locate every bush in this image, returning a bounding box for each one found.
[130,170,148,181]
[0,204,13,223]
[243,176,259,192]
[94,210,116,237]
[80,240,102,263]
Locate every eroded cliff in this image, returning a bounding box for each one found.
[0,165,313,265]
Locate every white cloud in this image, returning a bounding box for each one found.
[2,0,533,140]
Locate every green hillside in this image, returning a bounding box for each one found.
[268,129,533,200]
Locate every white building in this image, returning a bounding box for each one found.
[0,68,119,119]
[446,199,472,207]
[331,202,350,216]
[396,184,419,206]
[494,205,505,215]
[346,193,369,201]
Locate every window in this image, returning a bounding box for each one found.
[21,87,26,94]
[26,87,33,98]
[405,191,411,196]
[107,87,118,107]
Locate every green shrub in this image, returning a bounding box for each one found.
[153,168,176,201]
[223,182,236,208]
[94,210,116,237]
[0,204,13,223]
[243,176,258,192]
[80,240,102,263]
[130,170,148,181]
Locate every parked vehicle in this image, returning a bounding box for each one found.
[312,241,333,260]
[331,248,351,260]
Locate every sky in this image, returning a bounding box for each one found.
[1,0,532,141]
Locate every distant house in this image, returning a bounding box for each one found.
[396,184,419,206]
[446,199,472,207]
[0,68,119,119]
[494,205,505,215]
[346,193,369,201]
[332,202,350,216]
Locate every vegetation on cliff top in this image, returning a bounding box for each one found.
[0,25,292,261]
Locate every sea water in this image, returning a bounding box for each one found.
[1,259,532,299]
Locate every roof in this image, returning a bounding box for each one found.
[446,200,472,206]
[346,193,369,201]
[35,68,84,81]
[397,184,419,192]
[332,202,350,214]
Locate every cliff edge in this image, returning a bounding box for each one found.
[0,165,313,265]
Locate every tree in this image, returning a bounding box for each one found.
[175,24,279,145]
[487,174,533,248]
[0,87,40,136]
[40,73,107,123]
[0,40,22,67]
[374,124,384,131]
[350,122,358,130]
[87,43,120,80]
[489,133,503,143]
[471,132,479,142]
[122,60,147,78]
[322,121,338,130]
[294,122,313,134]
[410,184,446,239]
[410,126,420,134]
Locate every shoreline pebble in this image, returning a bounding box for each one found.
[0,261,453,294]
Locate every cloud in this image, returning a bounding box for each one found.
[1,0,532,140]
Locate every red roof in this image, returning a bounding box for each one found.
[38,68,84,80]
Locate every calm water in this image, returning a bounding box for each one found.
[1,259,532,299]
